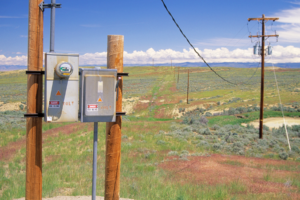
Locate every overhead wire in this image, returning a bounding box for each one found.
[160,0,237,85]
[161,0,261,86]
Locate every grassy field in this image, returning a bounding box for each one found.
[1,66,300,199]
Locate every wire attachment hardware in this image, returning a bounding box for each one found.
[39,1,61,12]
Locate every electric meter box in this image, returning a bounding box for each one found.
[79,68,117,122]
[44,53,79,123]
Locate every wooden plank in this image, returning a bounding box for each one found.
[105,35,124,200]
[26,0,44,199]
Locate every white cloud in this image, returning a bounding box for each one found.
[0,55,27,65]
[1,46,300,66]
[270,5,300,43]
[79,46,300,65]
[20,35,27,38]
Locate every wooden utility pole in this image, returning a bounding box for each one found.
[187,69,189,104]
[177,67,179,83]
[26,0,44,199]
[105,35,124,200]
[248,14,279,139]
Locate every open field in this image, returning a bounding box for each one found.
[1,66,300,199]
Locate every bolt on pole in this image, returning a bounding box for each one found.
[26,0,44,199]
[105,35,124,200]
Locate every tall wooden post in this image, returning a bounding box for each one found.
[26,0,44,199]
[105,35,124,200]
[187,69,189,104]
[259,15,265,139]
[248,14,279,139]
[177,67,179,83]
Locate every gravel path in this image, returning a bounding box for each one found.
[14,196,133,200]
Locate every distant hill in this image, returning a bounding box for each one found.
[0,65,27,71]
[1,62,300,71]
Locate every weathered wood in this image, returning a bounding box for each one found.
[259,14,265,139]
[105,35,124,200]
[248,17,279,21]
[26,0,44,199]
[248,35,279,38]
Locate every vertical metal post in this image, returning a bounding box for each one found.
[50,0,56,52]
[92,122,98,200]
[259,14,265,139]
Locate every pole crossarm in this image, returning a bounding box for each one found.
[248,17,279,21]
[249,34,279,38]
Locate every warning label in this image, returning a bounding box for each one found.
[49,101,60,108]
[87,104,98,111]
[97,97,103,102]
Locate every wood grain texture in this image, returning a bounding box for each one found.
[105,35,124,200]
[26,0,43,199]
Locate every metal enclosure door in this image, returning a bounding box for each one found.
[44,53,79,122]
[79,68,117,122]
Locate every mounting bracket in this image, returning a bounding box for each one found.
[39,1,61,12]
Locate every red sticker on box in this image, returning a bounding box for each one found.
[49,101,60,108]
[87,104,98,111]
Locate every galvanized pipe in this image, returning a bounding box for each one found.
[50,0,56,52]
[92,122,98,200]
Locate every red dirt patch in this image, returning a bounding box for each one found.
[0,123,93,161]
[159,154,300,197]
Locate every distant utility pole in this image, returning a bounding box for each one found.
[187,69,189,104]
[177,67,179,83]
[248,14,279,139]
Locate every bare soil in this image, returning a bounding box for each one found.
[14,197,133,200]
[241,117,300,129]
[159,154,300,198]
[0,122,92,161]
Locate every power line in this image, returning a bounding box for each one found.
[160,0,237,85]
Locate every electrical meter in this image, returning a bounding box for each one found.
[55,62,73,78]
[79,68,117,122]
[44,53,79,123]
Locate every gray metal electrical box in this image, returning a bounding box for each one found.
[79,68,117,122]
[44,53,79,122]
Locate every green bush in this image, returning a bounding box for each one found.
[156,140,166,145]
[279,152,288,160]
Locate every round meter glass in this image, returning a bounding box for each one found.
[55,62,73,78]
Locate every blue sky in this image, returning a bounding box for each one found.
[1,0,300,65]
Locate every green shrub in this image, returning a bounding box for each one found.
[291,146,300,154]
[167,151,179,156]
[279,152,288,160]
[156,140,166,145]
